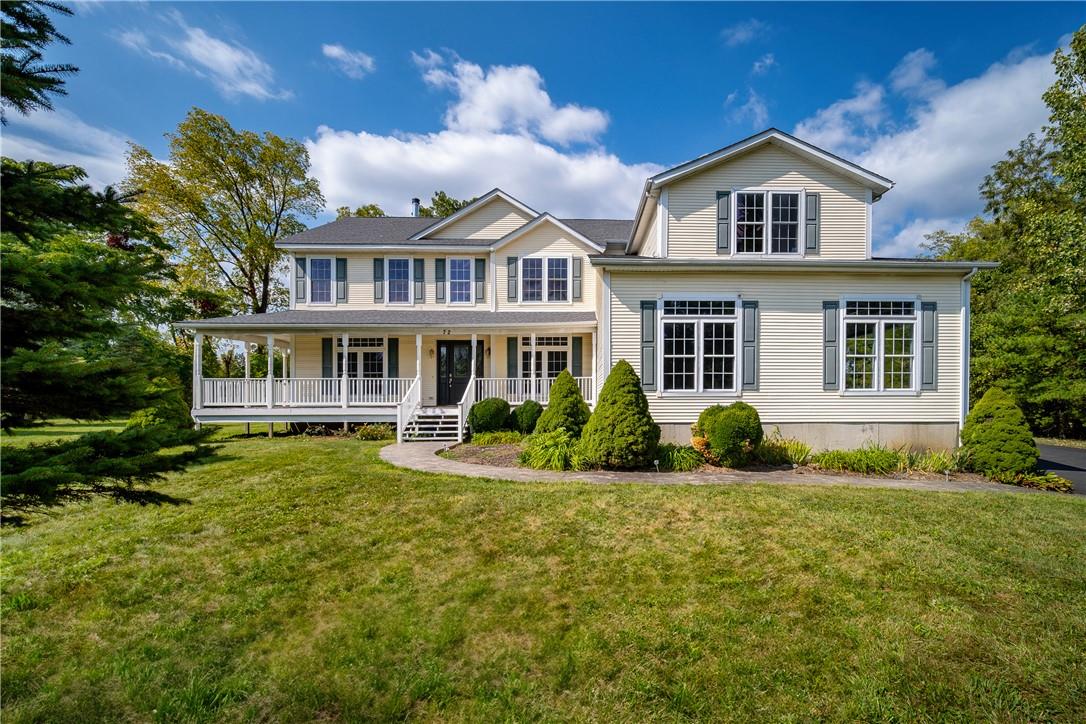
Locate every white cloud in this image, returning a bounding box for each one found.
[322,43,376,80]
[116,11,290,101]
[726,88,769,129]
[879,216,969,258]
[307,53,659,218]
[0,107,130,188]
[721,19,767,47]
[417,51,608,146]
[751,53,776,75]
[794,47,1055,256]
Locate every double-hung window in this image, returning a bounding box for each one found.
[387,259,410,304]
[521,336,568,379]
[843,300,917,392]
[336,337,385,378]
[309,258,332,304]
[449,258,472,304]
[661,300,738,393]
[734,190,802,254]
[520,257,570,303]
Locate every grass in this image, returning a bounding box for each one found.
[2,426,1085,721]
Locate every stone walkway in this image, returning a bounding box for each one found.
[380,442,1035,494]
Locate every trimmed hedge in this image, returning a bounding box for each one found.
[578,360,660,470]
[467,397,510,434]
[693,401,764,468]
[534,370,590,437]
[961,387,1038,475]
[509,399,543,434]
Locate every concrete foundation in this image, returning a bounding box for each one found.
[659,421,960,451]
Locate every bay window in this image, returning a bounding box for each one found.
[843,300,917,392]
[661,300,738,393]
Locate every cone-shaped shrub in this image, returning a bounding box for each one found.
[534,369,591,437]
[578,360,660,469]
[961,387,1038,475]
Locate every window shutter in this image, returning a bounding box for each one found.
[413,259,425,303]
[571,336,583,376]
[321,337,333,378]
[336,258,347,302]
[572,257,582,301]
[921,301,937,390]
[373,258,384,301]
[805,193,820,252]
[506,336,517,377]
[435,259,446,302]
[823,301,839,390]
[475,258,486,302]
[741,300,759,390]
[507,256,518,301]
[295,256,306,301]
[387,338,399,378]
[640,300,656,391]
[716,191,731,254]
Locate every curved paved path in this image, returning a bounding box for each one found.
[380,442,1036,494]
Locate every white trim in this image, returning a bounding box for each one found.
[655,294,743,398]
[838,296,921,396]
[279,243,492,252]
[517,254,573,305]
[730,187,806,258]
[603,270,612,372]
[960,269,976,436]
[518,334,571,379]
[658,189,669,258]
[491,212,605,253]
[289,254,296,311]
[445,256,475,306]
[384,257,413,306]
[488,252,497,312]
[408,188,538,240]
[865,188,873,259]
[307,256,335,306]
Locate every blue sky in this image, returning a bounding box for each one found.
[3,2,1081,254]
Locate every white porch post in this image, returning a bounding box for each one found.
[192,333,203,412]
[530,333,537,401]
[415,333,422,379]
[470,333,477,380]
[290,335,297,378]
[489,334,496,378]
[265,335,275,409]
[243,340,251,434]
[341,332,349,408]
[590,331,596,403]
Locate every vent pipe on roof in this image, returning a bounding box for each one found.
[411,198,421,217]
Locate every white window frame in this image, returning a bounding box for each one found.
[839,295,921,396]
[336,336,388,378]
[520,336,570,379]
[384,257,413,306]
[445,257,474,306]
[731,188,806,257]
[307,256,335,306]
[656,294,742,397]
[518,254,573,305]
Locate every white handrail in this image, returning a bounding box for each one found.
[201,378,267,407]
[396,377,421,444]
[457,373,476,443]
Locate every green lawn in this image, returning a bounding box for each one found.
[2,430,1085,722]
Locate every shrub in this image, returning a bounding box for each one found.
[355,423,395,441]
[811,444,902,475]
[696,402,764,468]
[578,360,660,470]
[904,449,956,474]
[471,430,525,446]
[658,444,703,472]
[960,387,1039,475]
[468,397,511,434]
[990,471,1072,493]
[534,370,591,437]
[519,430,580,471]
[509,399,543,434]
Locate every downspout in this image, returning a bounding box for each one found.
[959,267,977,441]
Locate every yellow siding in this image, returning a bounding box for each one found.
[666,144,869,260]
[608,271,962,424]
[494,223,599,313]
[428,197,533,239]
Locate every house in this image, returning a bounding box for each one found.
[176,128,994,447]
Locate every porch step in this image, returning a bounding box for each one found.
[402,411,463,442]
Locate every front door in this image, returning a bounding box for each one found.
[437,340,483,405]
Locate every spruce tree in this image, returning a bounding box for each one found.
[578,360,660,470]
[534,370,590,437]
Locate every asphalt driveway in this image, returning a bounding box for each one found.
[1037,443,1086,495]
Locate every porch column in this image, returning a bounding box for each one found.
[266,335,274,409]
[415,334,422,379]
[489,334,496,378]
[289,335,297,377]
[192,333,203,410]
[530,333,537,401]
[590,331,596,403]
[470,332,477,378]
[341,332,349,408]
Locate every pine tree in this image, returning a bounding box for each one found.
[0,1,78,122]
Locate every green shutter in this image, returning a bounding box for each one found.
[572,257,582,301]
[805,193,820,252]
[507,256,518,301]
[475,258,486,302]
[741,300,759,390]
[640,300,656,391]
[321,337,333,378]
[823,301,839,390]
[716,191,731,254]
[506,336,517,377]
[336,258,347,302]
[295,256,306,301]
[373,258,384,301]
[571,336,583,376]
[414,258,424,302]
[921,301,937,390]
[435,258,446,302]
[387,338,399,378]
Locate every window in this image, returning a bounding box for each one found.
[843,300,918,391]
[733,190,804,255]
[520,257,570,303]
[387,259,410,304]
[360,351,384,379]
[661,300,738,393]
[449,258,472,304]
[520,336,569,378]
[309,258,332,303]
[336,338,385,378]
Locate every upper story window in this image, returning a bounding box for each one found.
[309,258,332,304]
[734,190,802,255]
[387,259,410,304]
[520,256,570,303]
[661,299,738,393]
[449,258,472,304]
[843,300,917,392]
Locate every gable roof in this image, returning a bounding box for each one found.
[491,213,607,253]
[408,188,538,240]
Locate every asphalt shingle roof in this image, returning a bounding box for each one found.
[176,310,597,329]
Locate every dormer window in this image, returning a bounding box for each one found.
[733,190,803,255]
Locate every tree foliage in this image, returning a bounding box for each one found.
[126,108,324,314]
[924,27,1086,437]
[0,0,77,122]
[577,360,660,470]
[534,370,590,437]
[336,203,386,219]
[418,191,476,218]
[961,388,1039,475]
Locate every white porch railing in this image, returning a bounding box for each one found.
[349,377,414,404]
[474,376,594,405]
[200,377,414,407]
[396,377,421,444]
[276,377,342,406]
[457,373,477,443]
[201,378,268,407]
